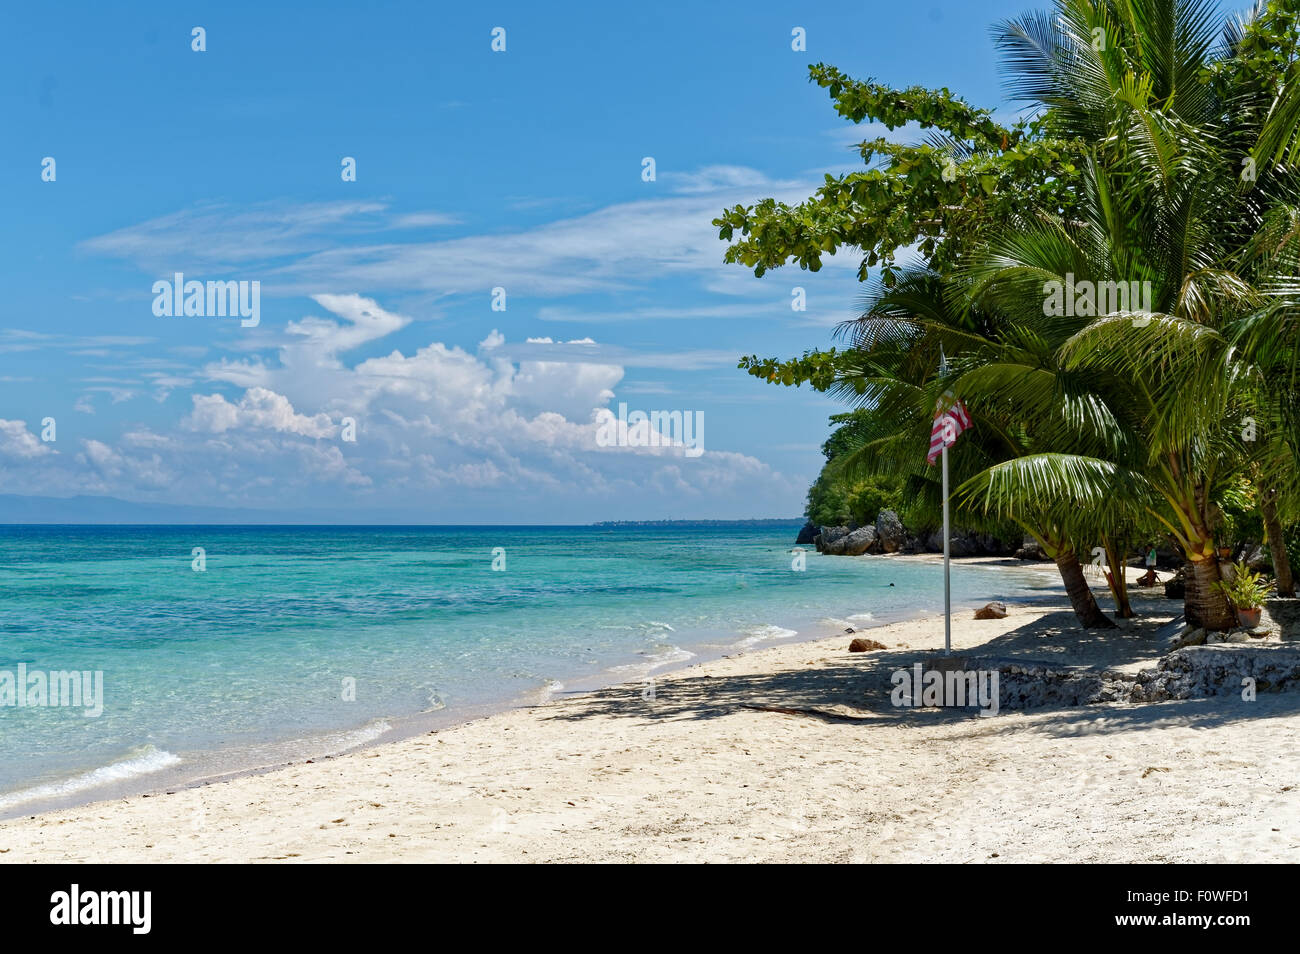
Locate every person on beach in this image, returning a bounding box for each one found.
[1138,547,1160,587]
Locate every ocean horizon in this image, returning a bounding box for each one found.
[0,523,1060,817]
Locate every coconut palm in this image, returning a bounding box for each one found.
[964,0,1300,628]
[828,269,1124,627]
[1230,202,1300,593]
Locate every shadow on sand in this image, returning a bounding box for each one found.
[538,606,1300,738]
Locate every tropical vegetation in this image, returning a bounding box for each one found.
[718,0,1300,629]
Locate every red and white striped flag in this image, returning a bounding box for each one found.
[927,391,971,465]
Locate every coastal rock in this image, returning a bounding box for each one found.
[916,528,1016,557]
[929,645,1300,711]
[1014,536,1048,561]
[1244,544,1269,571]
[933,656,1137,710]
[834,526,878,556]
[977,534,1015,556]
[875,510,906,553]
[949,531,981,558]
[1207,630,1251,645]
[845,526,879,555]
[1128,645,1300,701]
[795,521,818,545]
[814,526,851,554]
[849,637,887,652]
[974,601,1008,620]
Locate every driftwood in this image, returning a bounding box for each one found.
[740,703,875,722]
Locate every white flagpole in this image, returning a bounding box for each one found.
[940,349,951,655]
[942,438,951,655]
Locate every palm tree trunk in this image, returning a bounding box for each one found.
[1260,489,1294,597]
[1185,557,1237,630]
[1054,548,1116,629]
[1102,535,1134,617]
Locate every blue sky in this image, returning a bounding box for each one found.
[2,0,1032,522]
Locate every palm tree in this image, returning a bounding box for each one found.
[1231,202,1300,594]
[969,0,1300,628]
[828,269,1122,627]
[961,154,1259,629]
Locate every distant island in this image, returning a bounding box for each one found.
[590,518,803,528]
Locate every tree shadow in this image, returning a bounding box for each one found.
[537,605,1300,736]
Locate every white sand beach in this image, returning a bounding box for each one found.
[2,569,1297,864]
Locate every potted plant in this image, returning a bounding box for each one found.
[1215,562,1272,629]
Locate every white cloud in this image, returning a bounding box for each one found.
[0,420,54,459]
[184,387,338,438]
[81,200,391,270]
[38,166,841,516]
[77,169,836,302]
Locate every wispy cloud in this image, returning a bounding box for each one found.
[78,169,843,302]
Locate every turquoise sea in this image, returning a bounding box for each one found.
[0,524,1061,816]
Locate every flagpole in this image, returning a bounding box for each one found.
[942,439,951,655]
[939,347,951,656]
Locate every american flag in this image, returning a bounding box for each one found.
[927,391,971,465]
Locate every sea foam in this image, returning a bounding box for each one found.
[0,745,181,813]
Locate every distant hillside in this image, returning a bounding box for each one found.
[590,518,803,527]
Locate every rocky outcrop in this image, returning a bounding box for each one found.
[994,662,1135,709]
[875,510,906,553]
[814,524,878,555]
[1243,544,1269,571]
[795,520,818,545]
[915,656,1135,710]
[838,526,878,555]
[973,601,1008,620]
[813,526,850,553]
[1014,536,1049,561]
[1129,645,1300,701]
[928,644,1300,711]
[926,528,1012,557]
[807,513,1015,557]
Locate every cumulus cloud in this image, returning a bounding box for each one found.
[39,167,830,516]
[2,289,797,516]
[76,438,171,489]
[0,420,54,459]
[184,387,338,438]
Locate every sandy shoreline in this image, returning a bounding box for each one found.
[0,552,1062,823]
[3,565,1298,863]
